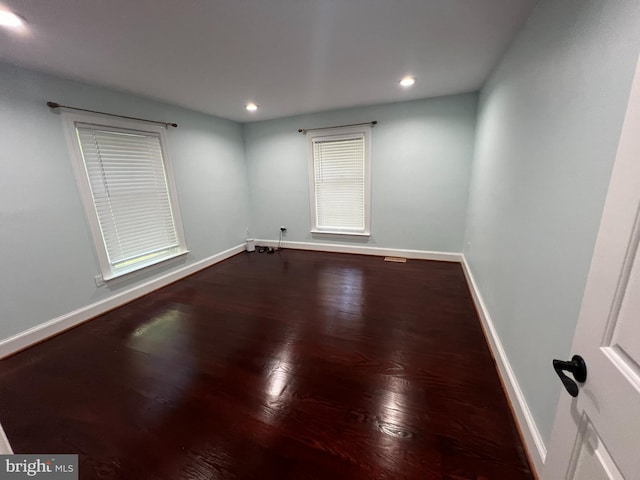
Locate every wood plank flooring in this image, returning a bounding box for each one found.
[0,250,533,479]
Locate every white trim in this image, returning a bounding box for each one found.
[61,110,188,281]
[104,249,190,282]
[310,229,371,237]
[0,422,12,454]
[254,239,461,262]
[307,125,372,235]
[461,256,546,476]
[0,244,245,360]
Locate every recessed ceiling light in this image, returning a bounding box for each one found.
[399,76,416,87]
[245,103,258,112]
[0,10,23,28]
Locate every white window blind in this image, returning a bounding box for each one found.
[74,123,186,278]
[309,126,371,235]
[313,137,365,230]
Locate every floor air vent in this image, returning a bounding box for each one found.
[384,257,407,263]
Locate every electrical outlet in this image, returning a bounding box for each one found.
[280,226,287,232]
[94,275,105,287]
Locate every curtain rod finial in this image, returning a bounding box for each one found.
[47,101,60,109]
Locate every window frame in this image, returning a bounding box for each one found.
[61,111,188,281]
[307,125,372,236]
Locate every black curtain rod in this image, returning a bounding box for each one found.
[46,102,178,128]
[298,121,377,134]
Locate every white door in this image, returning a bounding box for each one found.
[544,53,640,479]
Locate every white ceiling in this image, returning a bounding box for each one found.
[0,0,537,122]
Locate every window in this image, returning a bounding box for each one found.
[308,126,371,235]
[62,112,187,280]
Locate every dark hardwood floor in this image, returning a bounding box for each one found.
[0,250,533,479]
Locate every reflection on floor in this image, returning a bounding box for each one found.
[0,250,533,479]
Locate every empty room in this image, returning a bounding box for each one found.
[1,1,640,479]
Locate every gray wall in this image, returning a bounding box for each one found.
[464,0,640,445]
[0,63,250,341]
[244,94,477,252]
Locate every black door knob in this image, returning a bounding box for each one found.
[553,355,587,397]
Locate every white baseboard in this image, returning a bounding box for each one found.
[0,243,246,361]
[461,256,546,476]
[254,239,462,262]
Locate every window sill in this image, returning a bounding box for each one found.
[103,249,190,282]
[311,230,370,237]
